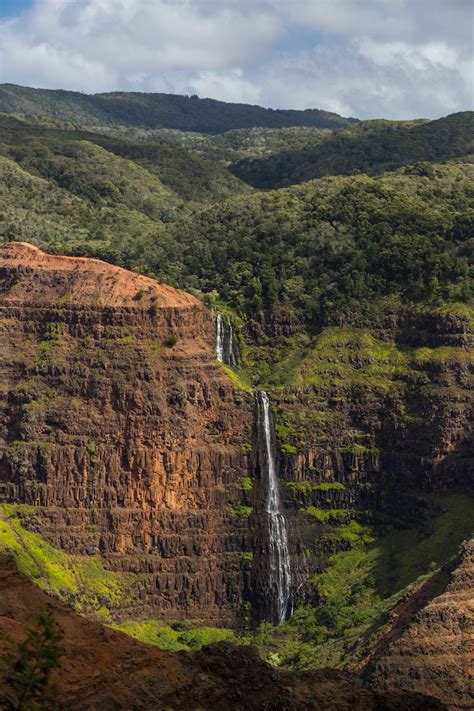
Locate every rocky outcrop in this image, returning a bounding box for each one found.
[369,540,474,710]
[0,242,254,623]
[0,554,445,710]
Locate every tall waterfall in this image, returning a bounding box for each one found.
[257,391,292,625]
[216,314,224,362]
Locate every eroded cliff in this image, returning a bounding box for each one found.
[0,242,254,623]
[369,539,474,709]
[0,242,472,708]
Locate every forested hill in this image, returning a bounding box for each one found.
[0,83,356,133]
[0,108,472,332]
[232,112,474,188]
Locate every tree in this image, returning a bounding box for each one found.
[0,609,65,710]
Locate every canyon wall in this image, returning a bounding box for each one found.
[370,539,474,709]
[0,242,254,623]
[0,242,472,637]
[247,309,473,612]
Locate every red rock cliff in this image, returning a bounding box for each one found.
[0,242,254,623]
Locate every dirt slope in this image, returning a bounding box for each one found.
[0,554,445,710]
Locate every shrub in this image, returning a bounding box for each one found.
[240,477,253,491]
[0,609,65,710]
[163,334,178,348]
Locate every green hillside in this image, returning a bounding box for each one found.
[171,162,473,323]
[0,111,472,331]
[0,83,356,133]
[232,112,474,188]
[93,125,333,163]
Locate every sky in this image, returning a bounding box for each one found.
[0,0,472,120]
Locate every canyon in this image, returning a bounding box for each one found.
[0,241,472,708]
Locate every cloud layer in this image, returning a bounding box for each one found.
[0,0,472,119]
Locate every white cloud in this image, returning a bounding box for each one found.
[0,0,472,118]
[190,70,262,105]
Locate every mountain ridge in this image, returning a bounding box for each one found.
[231,111,474,188]
[0,83,357,133]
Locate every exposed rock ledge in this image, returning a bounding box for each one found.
[0,241,198,308]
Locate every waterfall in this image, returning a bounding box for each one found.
[216,313,240,366]
[257,391,292,625]
[227,318,237,367]
[215,313,224,362]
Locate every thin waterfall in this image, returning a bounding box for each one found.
[215,313,224,362]
[216,313,240,366]
[257,391,292,625]
[227,318,237,367]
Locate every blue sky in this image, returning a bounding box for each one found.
[0,0,472,119]
[0,0,33,18]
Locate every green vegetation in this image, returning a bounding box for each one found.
[251,493,473,670]
[165,162,473,325]
[163,334,178,348]
[86,438,96,455]
[287,482,345,493]
[232,112,474,188]
[112,125,332,163]
[314,482,345,491]
[302,507,349,523]
[228,505,253,517]
[219,364,253,392]
[0,506,135,621]
[0,84,355,132]
[1,113,472,335]
[294,326,418,393]
[240,477,253,491]
[110,619,237,651]
[0,609,64,710]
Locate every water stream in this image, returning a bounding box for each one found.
[215,313,224,362]
[215,313,239,366]
[257,390,292,625]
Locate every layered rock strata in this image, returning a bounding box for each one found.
[0,554,445,710]
[0,242,254,623]
[370,540,474,710]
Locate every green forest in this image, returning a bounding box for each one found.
[1,110,472,333]
[0,83,355,132]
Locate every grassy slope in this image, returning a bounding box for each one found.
[0,505,135,623]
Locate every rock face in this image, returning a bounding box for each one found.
[0,242,254,623]
[262,312,473,610]
[0,240,472,641]
[369,540,474,710]
[0,554,445,710]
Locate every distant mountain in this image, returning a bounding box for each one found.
[231,112,474,188]
[0,83,357,133]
